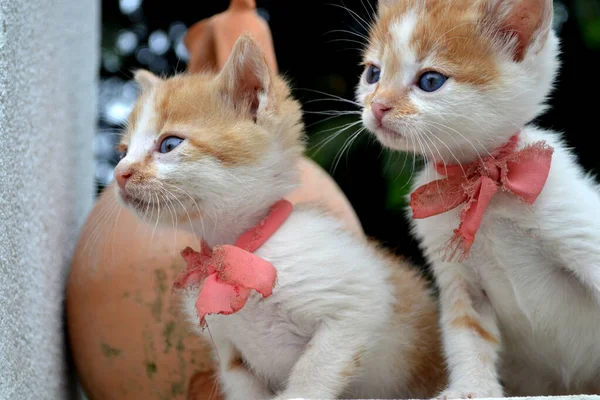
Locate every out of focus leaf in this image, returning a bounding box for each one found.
[574,0,600,49]
[380,150,421,211]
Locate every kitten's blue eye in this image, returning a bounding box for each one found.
[159,136,184,153]
[417,71,448,92]
[365,65,381,84]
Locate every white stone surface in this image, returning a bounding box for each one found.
[0,0,98,398]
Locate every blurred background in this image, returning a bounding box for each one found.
[96,0,600,267]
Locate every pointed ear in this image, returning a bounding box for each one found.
[484,0,554,62]
[134,69,161,92]
[218,34,272,122]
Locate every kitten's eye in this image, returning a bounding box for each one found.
[417,71,448,92]
[159,136,184,153]
[119,150,127,160]
[365,65,381,85]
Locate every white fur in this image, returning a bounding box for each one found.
[358,0,600,396]
[183,207,434,400]
[118,96,157,166]
[391,10,419,86]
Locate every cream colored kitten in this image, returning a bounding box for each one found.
[113,35,446,400]
[358,0,600,397]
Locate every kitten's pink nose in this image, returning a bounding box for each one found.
[371,102,391,124]
[114,168,132,191]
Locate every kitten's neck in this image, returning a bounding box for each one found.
[430,129,523,165]
[190,203,275,249]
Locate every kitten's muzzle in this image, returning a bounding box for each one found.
[114,166,132,191]
[372,102,391,125]
[118,189,151,211]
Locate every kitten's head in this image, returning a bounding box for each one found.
[114,35,304,226]
[358,0,559,162]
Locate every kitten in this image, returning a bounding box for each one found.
[113,35,447,400]
[358,0,600,397]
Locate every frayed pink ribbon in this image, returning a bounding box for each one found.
[410,134,554,262]
[173,200,292,329]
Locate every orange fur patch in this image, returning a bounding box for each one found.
[369,0,500,87]
[187,370,224,400]
[411,1,499,85]
[451,315,499,344]
[341,348,365,378]
[374,241,448,397]
[227,348,246,371]
[120,71,304,167]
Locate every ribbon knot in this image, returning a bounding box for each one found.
[173,200,293,329]
[410,134,554,262]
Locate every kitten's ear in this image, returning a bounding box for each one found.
[485,0,553,62]
[134,69,161,92]
[218,34,272,122]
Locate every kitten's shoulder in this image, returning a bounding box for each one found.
[521,125,568,152]
[287,201,363,238]
[523,125,598,184]
[285,201,430,286]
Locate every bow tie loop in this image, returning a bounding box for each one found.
[411,134,553,261]
[173,200,292,329]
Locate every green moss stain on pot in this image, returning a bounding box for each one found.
[171,382,184,397]
[155,269,168,293]
[163,320,176,353]
[151,296,163,323]
[146,362,158,379]
[100,343,122,359]
[151,269,168,323]
[142,328,157,380]
[162,335,187,398]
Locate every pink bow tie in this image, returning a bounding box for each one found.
[410,134,553,261]
[173,200,293,329]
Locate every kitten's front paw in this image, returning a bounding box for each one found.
[269,395,304,400]
[436,385,503,399]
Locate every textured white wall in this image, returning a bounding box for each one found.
[0,0,98,398]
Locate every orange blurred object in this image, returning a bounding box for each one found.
[185,0,278,73]
[66,2,363,399]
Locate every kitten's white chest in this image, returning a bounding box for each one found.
[201,209,399,395]
[412,165,600,392]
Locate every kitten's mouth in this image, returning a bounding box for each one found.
[375,124,404,141]
[120,191,152,210]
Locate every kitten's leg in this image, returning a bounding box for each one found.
[270,320,369,400]
[435,262,504,399]
[181,290,272,399]
[212,336,273,400]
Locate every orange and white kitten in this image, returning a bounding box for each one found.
[358,0,600,397]
[113,35,446,400]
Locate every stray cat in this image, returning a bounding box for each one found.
[113,35,446,400]
[358,0,600,397]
